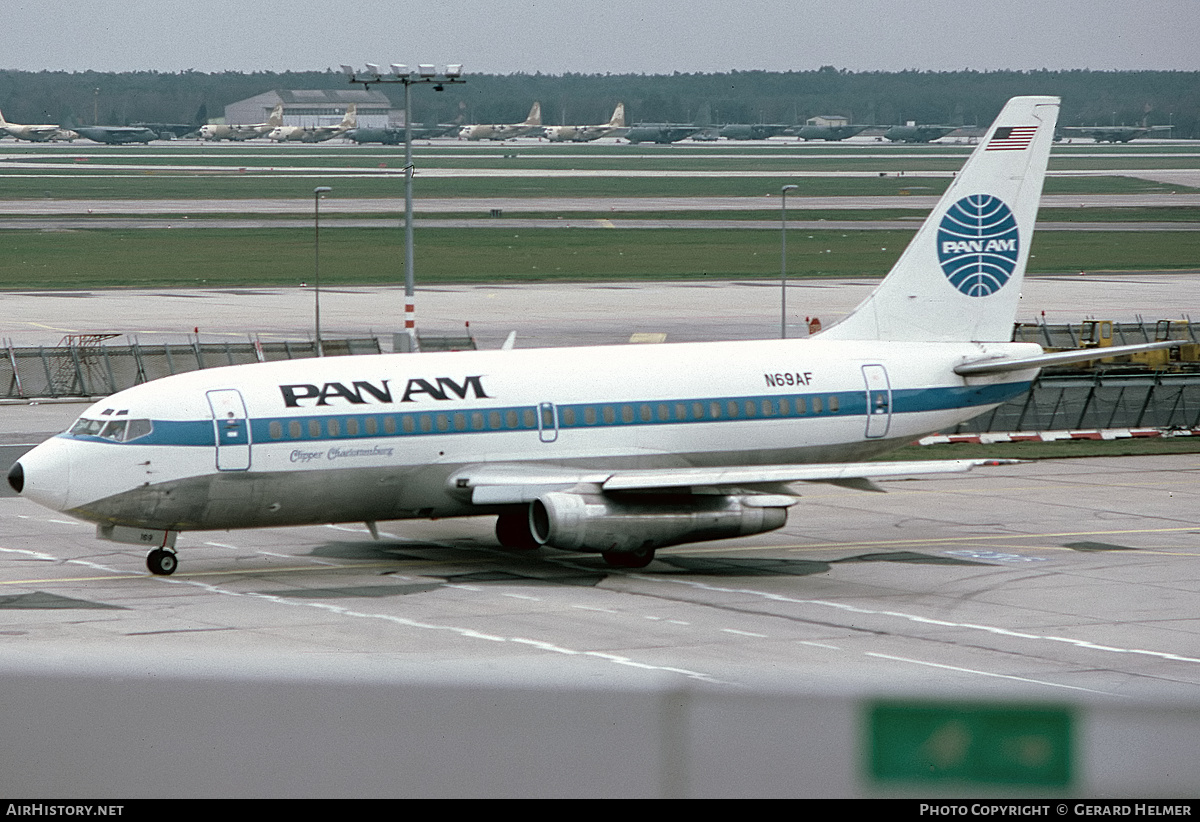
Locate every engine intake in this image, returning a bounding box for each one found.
[530,491,791,554]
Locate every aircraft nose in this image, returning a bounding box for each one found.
[7,461,24,494]
[11,438,71,511]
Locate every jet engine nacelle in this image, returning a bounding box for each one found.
[529,491,792,554]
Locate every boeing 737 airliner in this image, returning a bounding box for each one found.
[7,96,1176,575]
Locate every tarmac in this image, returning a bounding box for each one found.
[1,278,1199,702]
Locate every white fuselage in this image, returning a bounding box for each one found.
[17,337,1039,533]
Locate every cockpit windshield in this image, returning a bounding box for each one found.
[69,416,153,442]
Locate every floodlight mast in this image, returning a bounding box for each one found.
[343,63,465,352]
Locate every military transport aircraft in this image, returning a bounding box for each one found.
[9,96,1181,577]
[790,124,870,141]
[718,123,791,140]
[268,105,357,143]
[1058,125,1174,143]
[882,123,960,143]
[0,110,76,142]
[543,103,626,142]
[72,123,159,144]
[458,103,543,140]
[198,104,284,141]
[624,122,704,144]
[346,121,461,144]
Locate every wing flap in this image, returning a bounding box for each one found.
[457,459,1013,504]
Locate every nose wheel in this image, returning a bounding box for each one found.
[147,548,178,576]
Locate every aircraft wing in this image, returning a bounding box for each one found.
[954,340,1182,375]
[455,459,1009,505]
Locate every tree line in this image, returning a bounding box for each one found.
[1,67,1196,137]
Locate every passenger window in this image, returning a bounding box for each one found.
[829,395,840,413]
[289,420,302,439]
[364,417,378,435]
[308,419,321,437]
[346,418,359,436]
[269,421,283,440]
[327,419,340,437]
[812,396,823,414]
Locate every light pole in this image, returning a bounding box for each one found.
[342,63,465,352]
[780,184,798,339]
[313,186,331,357]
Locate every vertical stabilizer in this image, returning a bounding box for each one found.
[610,103,625,128]
[525,102,542,126]
[819,96,1060,342]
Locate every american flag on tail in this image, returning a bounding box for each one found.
[986,125,1038,150]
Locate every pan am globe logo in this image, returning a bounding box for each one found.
[936,194,1020,297]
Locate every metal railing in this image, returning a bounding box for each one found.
[956,372,1200,433]
[1,335,384,399]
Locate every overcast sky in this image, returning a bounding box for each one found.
[7,0,1198,75]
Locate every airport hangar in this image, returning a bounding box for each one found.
[222,88,394,129]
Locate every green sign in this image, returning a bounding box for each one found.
[868,701,1072,786]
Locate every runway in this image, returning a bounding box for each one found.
[3,217,1197,232]
[1,273,1198,350]
[2,193,1199,214]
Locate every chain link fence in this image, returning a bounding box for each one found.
[1,336,384,399]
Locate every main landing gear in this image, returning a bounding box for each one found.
[146,548,178,576]
[601,548,656,569]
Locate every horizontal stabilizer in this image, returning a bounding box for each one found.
[955,340,1182,375]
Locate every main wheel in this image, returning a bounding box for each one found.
[147,548,178,576]
[601,548,656,569]
[495,512,539,550]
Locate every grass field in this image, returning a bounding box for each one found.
[2,227,1197,290]
[0,139,1195,289]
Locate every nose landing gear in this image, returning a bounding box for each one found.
[147,548,178,576]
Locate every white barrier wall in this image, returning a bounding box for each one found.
[1,648,1197,798]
